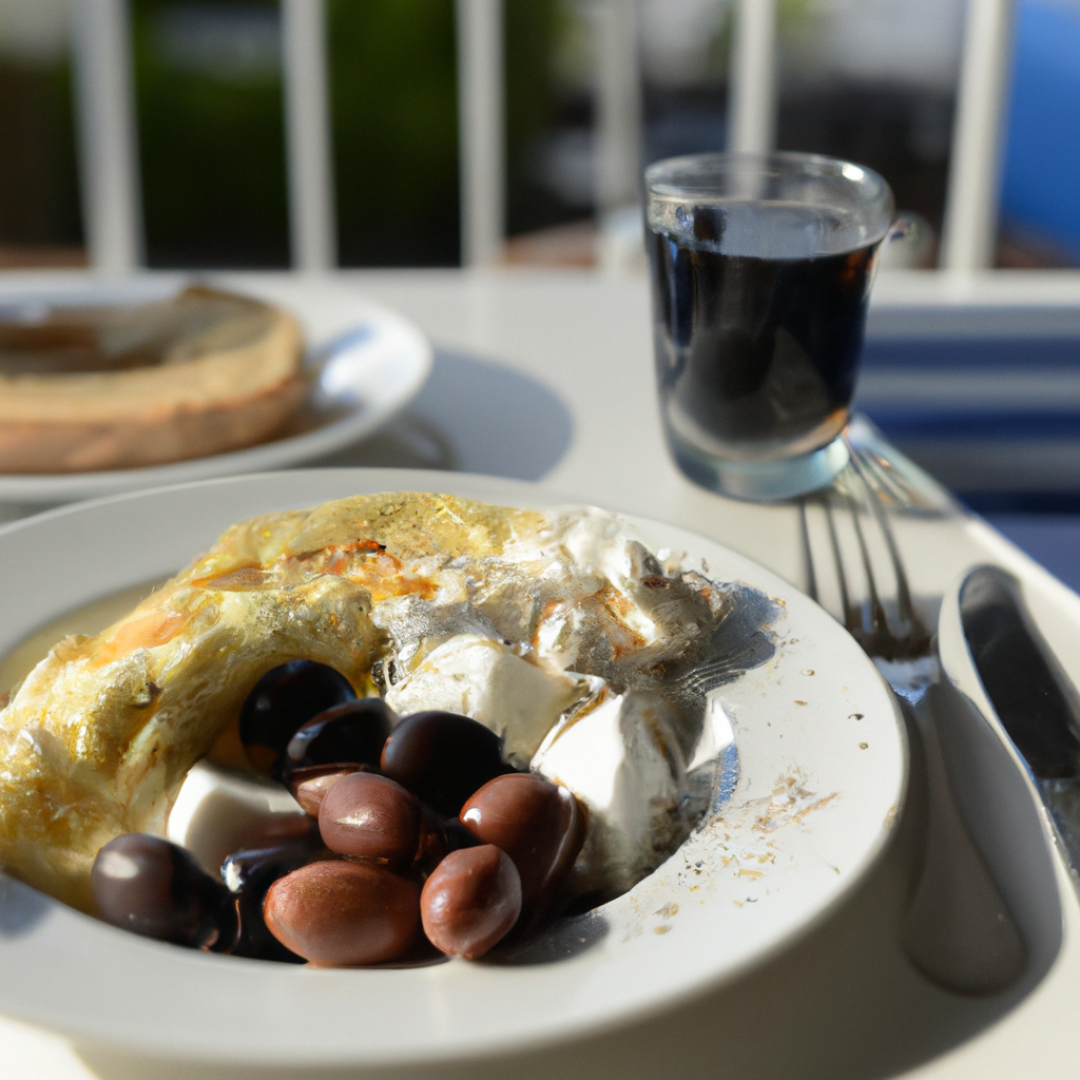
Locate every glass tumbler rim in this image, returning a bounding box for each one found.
[644,150,894,226]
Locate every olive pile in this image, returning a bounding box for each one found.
[90,661,587,965]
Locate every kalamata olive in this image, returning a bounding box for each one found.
[221,836,329,963]
[318,772,421,869]
[288,764,360,817]
[264,860,420,965]
[239,661,355,775]
[380,711,512,817]
[460,773,586,904]
[420,845,522,959]
[283,698,395,776]
[92,834,239,952]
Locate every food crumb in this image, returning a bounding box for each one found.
[801,669,814,676]
[859,742,868,750]
[653,925,672,935]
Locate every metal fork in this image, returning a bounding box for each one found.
[798,426,938,668]
[797,419,1027,995]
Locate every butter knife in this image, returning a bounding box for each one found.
[959,564,1080,882]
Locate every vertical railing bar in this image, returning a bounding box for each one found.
[282,0,337,272]
[71,0,143,272]
[595,0,642,215]
[727,0,778,155]
[456,0,505,268]
[939,0,1015,271]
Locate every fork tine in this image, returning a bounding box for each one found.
[800,492,856,625]
[797,443,933,662]
[838,482,892,647]
[798,500,820,604]
[851,444,908,505]
[848,445,932,655]
[822,494,853,623]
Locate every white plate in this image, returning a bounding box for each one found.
[0,470,906,1068]
[0,279,432,503]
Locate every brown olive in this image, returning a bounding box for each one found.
[221,836,329,964]
[460,773,586,904]
[318,771,421,869]
[420,845,521,959]
[263,860,420,966]
[288,764,360,817]
[92,834,239,952]
[380,711,512,817]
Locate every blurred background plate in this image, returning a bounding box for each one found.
[0,277,432,503]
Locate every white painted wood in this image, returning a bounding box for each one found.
[596,0,642,213]
[939,0,1016,271]
[456,0,505,267]
[281,0,337,271]
[70,0,143,271]
[727,0,778,155]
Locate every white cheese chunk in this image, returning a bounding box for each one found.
[167,761,308,875]
[532,690,690,897]
[384,633,586,767]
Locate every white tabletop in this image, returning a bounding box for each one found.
[3,268,1080,1078]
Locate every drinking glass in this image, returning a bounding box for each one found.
[645,151,896,500]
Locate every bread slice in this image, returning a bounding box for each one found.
[0,286,306,473]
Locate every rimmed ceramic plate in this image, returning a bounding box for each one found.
[0,470,906,1068]
[0,278,432,503]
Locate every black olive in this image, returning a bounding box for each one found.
[221,834,330,963]
[239,661,355,775]
[282,698,395,777]
[91,834,239,952]
[380,711,513,817]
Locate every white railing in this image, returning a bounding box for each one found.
[71,0,143,272]
[281,0,336,272]
[939,0,1015,271]
[71,0,1018,274]
[726,0,778,158]
[455,0,505,269]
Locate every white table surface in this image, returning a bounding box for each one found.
[3,267,1080,1079]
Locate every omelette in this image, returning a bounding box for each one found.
[0,492,770,913]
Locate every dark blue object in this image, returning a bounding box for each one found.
[1000,1,1080,262]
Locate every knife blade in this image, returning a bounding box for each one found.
[959,564,1080,875]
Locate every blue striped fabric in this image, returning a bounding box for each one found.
[854,335,1080,510]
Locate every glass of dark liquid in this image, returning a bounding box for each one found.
[646,152,895,500]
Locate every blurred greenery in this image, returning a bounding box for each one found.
[0,56,82,250]
[133,0,468,267]
[9,0,586,267]
[328,0,460,267]
[132,0,290,268]
[505,0,584,235]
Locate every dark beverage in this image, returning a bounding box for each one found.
[648,202,879,486]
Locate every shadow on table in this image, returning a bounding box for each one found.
[75,708,1058,1080]
[311,348,575,481]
